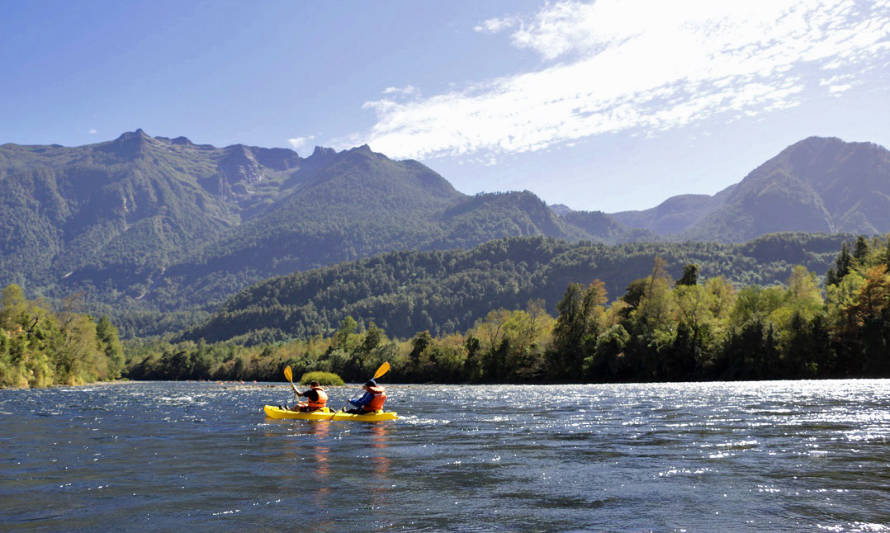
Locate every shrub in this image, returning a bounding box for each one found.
[299,370,344,386]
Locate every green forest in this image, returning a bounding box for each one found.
[126,234,890,384]
[181,233,848,344]
[0,284,124,387]
[4,234,889,388]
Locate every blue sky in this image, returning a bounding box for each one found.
[2,0,890,212]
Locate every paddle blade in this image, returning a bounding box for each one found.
[284,365,293,383]
[373,361,391,380]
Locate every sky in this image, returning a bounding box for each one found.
[2,0,890,213]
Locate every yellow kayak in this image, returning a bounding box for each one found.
[263,405,398,422]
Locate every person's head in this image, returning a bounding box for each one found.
[363,379,377,390]
[310,380,320,388]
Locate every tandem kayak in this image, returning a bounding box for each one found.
[263,405,398,422]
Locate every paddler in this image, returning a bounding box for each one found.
[345,379,386,414]
[293,380,328,412]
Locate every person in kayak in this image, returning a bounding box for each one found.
[293,380,328,412]
[345,379,386,414]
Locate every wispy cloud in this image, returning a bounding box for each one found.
[382,85,418,96]
[287,135,315,151]
[88,128,98,135]
[473,16,518,34]
[359,0,890,160]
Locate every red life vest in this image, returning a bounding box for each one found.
[307,387,328,410]
[365,386,386,412]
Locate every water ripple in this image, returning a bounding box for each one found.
[1,380,889,530]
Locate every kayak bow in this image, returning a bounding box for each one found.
[263,405,398,422]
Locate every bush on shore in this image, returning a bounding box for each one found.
[300,371,344,386]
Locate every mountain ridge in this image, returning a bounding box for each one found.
[3,131,889,338]
[684,136,890,241]
[0,130,631,318]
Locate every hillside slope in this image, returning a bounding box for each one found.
[184,232,850,343]
[0,131,624,317]
[685,137,890,242]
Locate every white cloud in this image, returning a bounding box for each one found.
[829,83,854,94]
[88,128,98,135]
[358,0,890,160]
[287,135,315,151]
[382,85,418,96]
[474,16,518,34]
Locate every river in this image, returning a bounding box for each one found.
[2,380,889,531]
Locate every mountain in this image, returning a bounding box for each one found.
[606,137,890,241]
[0,131,622,322]
[609,186,737,235]
[0,130,240,292]
[183,232,850,344]
[683,137,890,242]
[556,208,659,243]
[3,131,889,337]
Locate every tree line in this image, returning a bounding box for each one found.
[0,285,124,388]
[125,235,890,383]
[182,233,848,344]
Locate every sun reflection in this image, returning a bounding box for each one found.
[369,423,392,509]
[306,422,331,508]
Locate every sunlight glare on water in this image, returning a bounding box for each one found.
[1,380,889,531]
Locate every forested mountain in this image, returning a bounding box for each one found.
[609,186,736,235]
[607,137,890,241]
[126,232,890,385]
[0,131,619,318]
[183,233,849,344]
[3,132,889,339]
[684,137,890,241]
[556,209,658,243]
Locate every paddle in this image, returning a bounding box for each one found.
[344,361,390,411]
[372,361,391,380]
[284,365,299,400]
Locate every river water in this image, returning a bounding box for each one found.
[1,380,889,531]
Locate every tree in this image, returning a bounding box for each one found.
[463,335,483,382]
[854,265,890,323]
[332,316,359,352]
[827,242,855,286]
[96,316,125,378]
[551,281,606,379]
[676,264,699,286]
[634,258,676,334]
[853,236,869,264]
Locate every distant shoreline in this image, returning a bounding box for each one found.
[0,379,132,391]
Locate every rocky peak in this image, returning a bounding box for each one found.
[550,204,574,216]
[310,146,337,158]
[251,147,301,171]
[218,145,265,185]
[96,129,154,158]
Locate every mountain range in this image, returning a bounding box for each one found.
[0,130,638,314]
[606,136,890,240]
[1,131,888,335]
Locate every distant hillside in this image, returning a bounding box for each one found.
[606,137,890,241]
[684,137,890,242]
[183,233,850,344]
[557,209,659,243]
[609,186,736,235]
